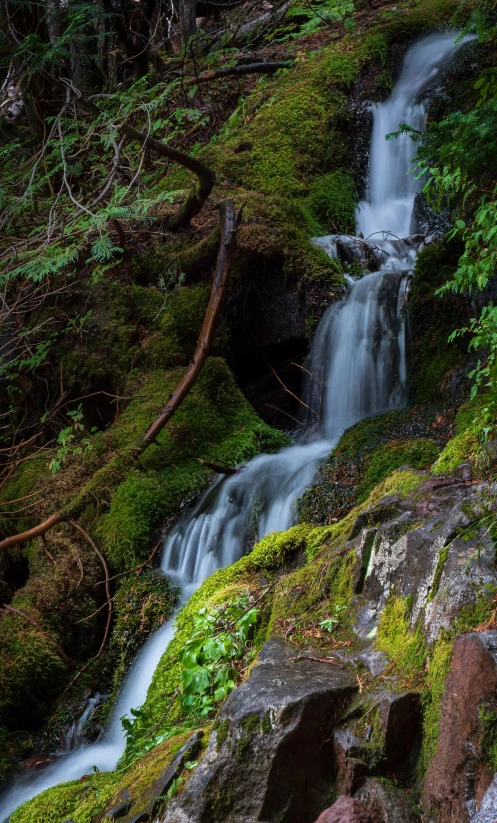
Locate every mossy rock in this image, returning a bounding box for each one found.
[300,406,452,525]
[407,239,471,405]
[9,728,198,823]
[432,429,477,474]
[357,437,439,500]
[110,570,179,691]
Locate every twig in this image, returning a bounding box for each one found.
[67,519,112,658]
[95,539,162,585]
[289,654,337,665]
[41,534,55,563]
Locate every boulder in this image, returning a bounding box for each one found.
[354,777,420,822]
[314,795,382,823]
[351,479,497,643]
[424,631,497,823]
[162,637,357,823]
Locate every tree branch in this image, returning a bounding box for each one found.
[67,83,216,231]
[0,512,64,551]
[138,199,239,450]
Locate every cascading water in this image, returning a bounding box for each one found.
[0,31,470,822]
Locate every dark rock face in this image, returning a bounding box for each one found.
[334,729,368,795]
[163,638,357,823]
[377,692,421,769]
[354,777,421,822]
[314,795,382,823]
[424,632,497,823]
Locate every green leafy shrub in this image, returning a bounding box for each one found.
[178,599,259,719]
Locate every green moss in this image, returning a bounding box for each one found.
[304,469,424,562]
[427,545,449,602]
[358,438,439,501]
[10,772,119,823]
[96,358,288,569]
[10,729,196,823]
[376,595,426,682]
[111,570,178,689]
[305,171,357,234]
[215,718,231,750]
[417,634,453,777]
[479,705,497,772]
[0,617,70,732]
[432,429,477,474]
[408,240,470,405]
[300,405,450,526]
[268,544,357,640]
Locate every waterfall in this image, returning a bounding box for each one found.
[0,31,470,822]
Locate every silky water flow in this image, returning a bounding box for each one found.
[0,31,471,821]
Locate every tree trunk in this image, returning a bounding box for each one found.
[178,0,197,46]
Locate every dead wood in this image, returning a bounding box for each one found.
[0,512,64,551]
[198,459,240,475]
[138,198,239,450]
[180,60,293,86]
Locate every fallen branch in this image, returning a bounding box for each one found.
[1,604,73,668]
[289,655,337,665]
[138,199,239,450]
[198,458,240,475]
[0,512,64,551]
[0,201,239,555]
[181,61,293,87]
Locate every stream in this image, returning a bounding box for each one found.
[0,31,470,822]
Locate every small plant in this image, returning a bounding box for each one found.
[48,404,95,475]
[179,599,259,719]
[319,605,346,633]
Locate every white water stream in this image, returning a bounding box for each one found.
[0,31,469,821]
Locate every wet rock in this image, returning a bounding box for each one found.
[377,692,421,768]
[22,755,56,770]
[162,637,357,823]
[471,773,497,822]
[354,777,420,822]
[482,439,497,472]
[104,791,132,819]
[334,729,368,794]
[357,648,388,677]
[424,632,497,823]
[352,480,497,643]
[314,795,382,823]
